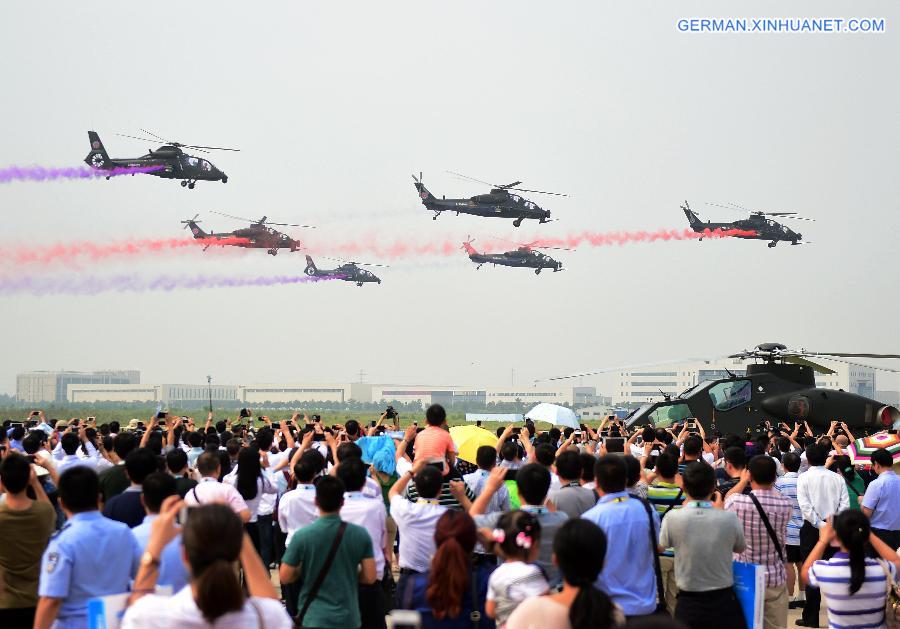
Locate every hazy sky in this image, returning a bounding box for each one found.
[2,2,899,395]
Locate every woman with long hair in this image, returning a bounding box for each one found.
[506,519,623,629]
[830,455,866,509]
[398,509,494,628]
[224,445,276,552]
[123,500,292,628]
[802,510,900,629]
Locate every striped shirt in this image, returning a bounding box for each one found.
[647,481,683,558]
[807,552,896,629]
[725,488,792,588]
[775,472,803,546]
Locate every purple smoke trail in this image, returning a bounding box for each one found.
[0,273,341,296]
[0,165,165,184]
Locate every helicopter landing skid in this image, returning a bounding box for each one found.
[267,249,278,256]
[513,217,524,227]
[768,241,777,248]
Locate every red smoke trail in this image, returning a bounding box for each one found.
[0,227,755,271]
[305,227,757,258]
[0,237,251,267]
[525,227,757,250]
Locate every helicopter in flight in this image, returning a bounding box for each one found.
[413,171,567,227]
[461,237,566,274]
[84,130,237,189]
[544,343,900,435]
[182,212,314,256]
[304,256,384,286]
[682,201,812,248]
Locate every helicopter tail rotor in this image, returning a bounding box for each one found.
[181,213,201,229]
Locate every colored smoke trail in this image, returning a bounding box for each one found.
[525,227,757,250]
[1,237,251,267]
[0,164,164,184]
[0,273,339,296]
[0,227,756,272]
[305,227,758,258]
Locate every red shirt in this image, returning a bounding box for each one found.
[413,426,456,475]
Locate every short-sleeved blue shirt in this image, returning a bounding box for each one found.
[39,511,141,628]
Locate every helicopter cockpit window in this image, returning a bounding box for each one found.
[199,160,212,172]
[708,380,752,412]
[646,403,691,428]
[508,194,521,203]
[184,156,199,168]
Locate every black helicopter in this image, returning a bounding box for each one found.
[682,201,812,248]
[461,237,566,274]
[182,212,313,256]
[547,343,900,435]
[413,172,566,227]
[85,130,237,188]
[304,256,384,286]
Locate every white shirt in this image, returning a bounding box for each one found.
[277,484,318,546]
[56,453,97,474]
[122,586,292,629]
[340,491,387,575]
[184,477,250,517]
[796,465,850,528]
[389,495,447,573]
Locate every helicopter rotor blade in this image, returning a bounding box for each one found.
[802,356,900,374]
[706,202,747,214]
[320,255,389,268]
[116,133,164,144]
[446,171,495,187]
[782,355,835,375]
[266,222,316,229]
[801,351,900,360]
[139,129,170,142]
[507,187,569,197]
[182,145,241,152]
[210,210,256,223]
[537,355,731,382]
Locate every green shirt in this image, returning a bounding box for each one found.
[845,474,866,510]
[282,515,374,629]
[0,501,56,608]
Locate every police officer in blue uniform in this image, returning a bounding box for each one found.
[34,466,142,629]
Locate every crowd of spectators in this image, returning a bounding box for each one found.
[0,408,898,629]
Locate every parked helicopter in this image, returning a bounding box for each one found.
[682,201,812,248]
[85,130,237,188]
[544,343,900,434]
[461,237,566,274]
[304,256,384,286]
[182,212,313,255]
[413,172,566,227]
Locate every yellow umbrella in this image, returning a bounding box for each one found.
[450,425,498,464]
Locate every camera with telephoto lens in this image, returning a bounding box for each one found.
[385,406,398,420]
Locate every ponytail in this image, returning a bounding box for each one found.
[847,528,868,594]
[181,504,246,622]
[194,558,243,622]
[569,581,616,629]
[833,509,871,595]
[427,536,470,619]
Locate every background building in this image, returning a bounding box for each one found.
[67,383,239,406]
[17,370,140,404]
